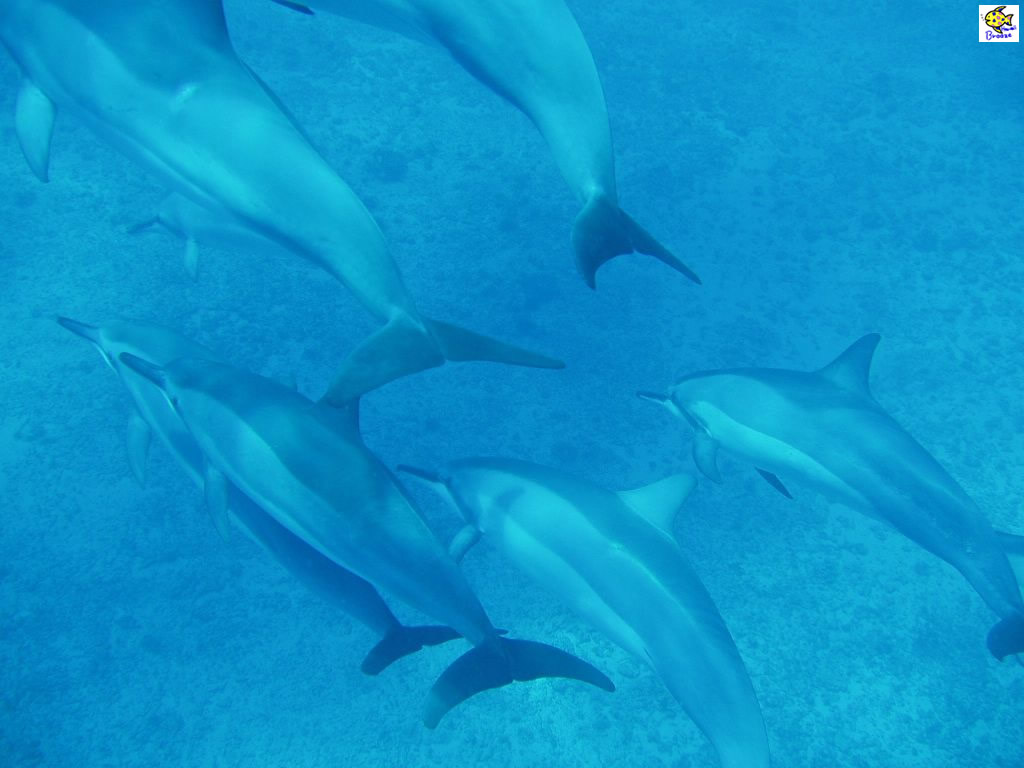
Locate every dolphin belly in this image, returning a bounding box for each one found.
[696,400,871,509]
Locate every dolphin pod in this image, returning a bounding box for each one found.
[7,0,1019,762]
[267,0,700,287]
[56,317,461,674]
[115,350,615,727]
[0,0,564,401]
[641,335,1024,660]
[399,458,770,768]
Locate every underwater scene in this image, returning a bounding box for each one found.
[1,1,1022,766]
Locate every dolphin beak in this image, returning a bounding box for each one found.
[119,353,168,389]
[637,389,696,427]
[637,390,669,405]
[57,316,101,344]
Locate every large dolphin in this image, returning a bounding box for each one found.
[0,0,563,402]
[267,0,699,288]
[641,334,1024,660]
[56,316,459,674]
[399,458,770,768]
[117,351,615,726]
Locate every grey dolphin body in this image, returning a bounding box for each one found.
[400,458,770,768]
[57,317,458,673]
[644,334,1024,659]
[268,0,699,287]
[0,0,563,402]
[116,351,614,726]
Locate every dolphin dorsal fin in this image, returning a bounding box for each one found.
[617,474,697,534]
[817,334,881,397]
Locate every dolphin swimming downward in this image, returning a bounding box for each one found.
[0,0,562,402]
[399,458,770,768]
[641,334,1024,660]
[57,317,459,674]
[117,350,615,726]
[266,0,700,287]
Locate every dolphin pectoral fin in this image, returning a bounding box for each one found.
[692,432,722,484]
[617,474,697,534]
[271,0,315,13]
[571,195,700,289]
[203,463,231,541]
[126,412,152,486]
[995,530,1024,556]
[361,624,461,676]
[756,468,793,499]
[987,614,1024,661]
[183,238,200,281]
[817,334,881,397]
[448,525,481,563]
[15,80,56,183]
[423,638,614,728]
[424,318,564,370]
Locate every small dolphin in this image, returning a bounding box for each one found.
[117,351,614,726]
[1,0,563,401]
[642,335,1024,660]
[56,316,460,674]
[266,0,699,288]
[399,458,770,768]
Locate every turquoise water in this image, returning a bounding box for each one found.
[2,2,1022,766]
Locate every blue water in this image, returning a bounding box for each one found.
[2,2,1022,766]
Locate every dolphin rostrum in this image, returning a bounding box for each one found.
[57,316,460,674]
[1,0,562,401]
[116,351,615,726]
[642,334,1024,660]
[399,458,770,768]
[266,0,699,288]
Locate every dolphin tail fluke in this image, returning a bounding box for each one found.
[571,195,700,289]
[361,625,461,676]
[987,614,1024,661]
[424,318,564,369]
[423,638,614,728]
[321,317,563,406]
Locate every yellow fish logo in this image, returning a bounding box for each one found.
[985,5,1015,33]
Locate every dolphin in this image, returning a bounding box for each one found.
[0,0,563,402]
[266,0,700,288]
[116,351,615,726]
[56,316,460,674]
[399,458,770,768]
[641,334,1024,660]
